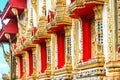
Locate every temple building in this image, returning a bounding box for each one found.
[0,0,120,80]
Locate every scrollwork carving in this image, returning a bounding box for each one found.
[12,8,28,37]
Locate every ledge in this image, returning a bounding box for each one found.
[37,71,51,79]
[74,67,106,79]
[68,0,104,12]
[54,64,72,76]
[67,0,105,18]
[106,61,120,68]
[75,55,105,71]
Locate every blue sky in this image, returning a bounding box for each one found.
[0,0,9,80]
[0,0,8,11]
[0,44,10,80]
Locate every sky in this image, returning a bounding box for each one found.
[0,0,8,11]
[0,0,9,80]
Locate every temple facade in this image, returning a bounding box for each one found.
[0,0,120,80]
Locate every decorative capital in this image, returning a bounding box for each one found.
[64,26,71,37]
[93,5,103,20]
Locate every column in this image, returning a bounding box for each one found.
[15,57,20,78]
[73,19,83,66]
[32,47,37,79]
[90,19,96,59]
[72,19,79,67]
[32,48,37,72]
[93,5,104,58]
[51,34,57,70]
[22,52,27,79]
[64,26,72,65]
[117,0,120,59]
[106,1,120,79]
[46,39,51,69]
[46,39,51,77]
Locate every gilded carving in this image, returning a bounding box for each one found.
[106,1,116,62]
[64,26,72,64]
[51,34,57,71]
[31,0,38,14]
[93,5,104,56]
[4,0,120,80]
[55,0,72,25]
[12,8,28,37]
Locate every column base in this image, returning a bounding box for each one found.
[73,54,105,80]
[53,74,73,80]
[73,67,106,80]
[106,61,120,80]
[53,64,73,79]
[73,76,106,80]
[37,69,52,79]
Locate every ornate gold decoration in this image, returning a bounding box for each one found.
[93,5,104,58]
[67,0,105,15]
[12,8,29,51]
[54,0,72,25]
[37,39,52,79]
[51,34,57,74]
[31,0,38,14]
[64,26,72,64]
[22,72,27,80]
[106,0,116,62]
[33,0,50,40]
[6,0,120,80]
[72,19,82,67]
[32,67,37,80]
[12,8,28,37]
[51,1,73,79]
[46,39,52,77]
[106,1,120,79]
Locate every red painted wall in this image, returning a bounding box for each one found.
[4,19,18,33]
[40,42,47,73]
[28,50,33,76]
[71,0,75,3]
[57,32,65,69]
[10,0,27,9]
[19,56,23,78]
[81,17,91,62]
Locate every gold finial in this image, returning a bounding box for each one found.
[5,33,10,39]
[30,8,33,27]
[31,8,33,19]
[12,8,20,23]
[12,8,18,16]
[42,0,46,16]
[51,0,55,9]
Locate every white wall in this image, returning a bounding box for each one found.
[102,4,108,62]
